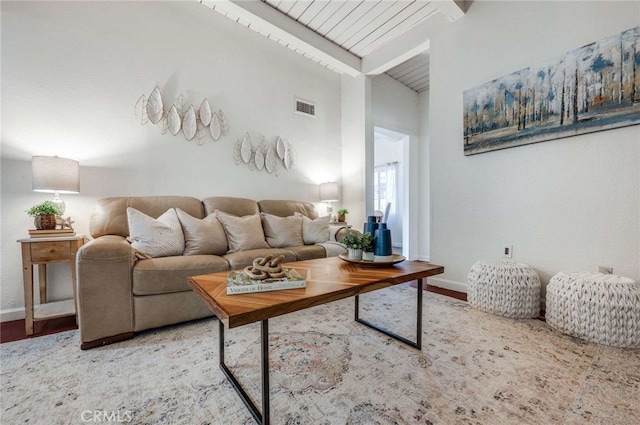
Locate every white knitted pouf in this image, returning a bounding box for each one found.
[546,272,640,348]
[467,260,541,319]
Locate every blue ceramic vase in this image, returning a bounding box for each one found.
[363,215,378,236]
[374,223,392,256]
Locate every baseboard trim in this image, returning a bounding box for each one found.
[426,277,467,294]
[1,307,25,323]
[81,332,136,350]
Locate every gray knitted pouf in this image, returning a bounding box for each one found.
[546,272,640,348]
[468,260,541,318]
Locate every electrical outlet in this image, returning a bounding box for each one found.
[502,245,513,258]
[598,266,613,274]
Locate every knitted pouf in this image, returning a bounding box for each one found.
[467,260,541,319]
[546,272,640,348]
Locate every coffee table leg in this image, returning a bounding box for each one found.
[219,319,271,425]
[355,278,423,349]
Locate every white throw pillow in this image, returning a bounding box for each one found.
[215,210,270,253]
[126,207,184,258]
[261,213,304,248]
[176,209,228,255]
[295,212,331,244]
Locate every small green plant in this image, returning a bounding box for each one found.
[361,232,374,252]
[27,200,61,217]
[341,231,363,249]
[336,208,349,216]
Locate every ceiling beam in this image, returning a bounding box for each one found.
[434,0,466,22]
[363,40,431,76]
[361,1,463,75]
[200,0,362,76]
[361,11,448,76]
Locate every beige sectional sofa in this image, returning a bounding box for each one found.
[76,196,348,349]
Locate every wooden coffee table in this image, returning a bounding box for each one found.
[188,256,444,425]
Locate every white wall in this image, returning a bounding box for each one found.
[0,1,342,317]
[371,74,420,258]
[418,89,430,262]
[428,1,640,292]
[341,74,371,227]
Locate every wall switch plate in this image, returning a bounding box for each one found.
[502,245,513,258]
[598,266,613,274]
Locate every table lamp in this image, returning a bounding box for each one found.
[32,155,80,215]
[319,182,339,214]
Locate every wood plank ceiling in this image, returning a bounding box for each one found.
[385,52,430,92]
[263,0,439,59]
[201,1,463,92]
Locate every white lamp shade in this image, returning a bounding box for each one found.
[32,156,80,194]
[319,182,339,202]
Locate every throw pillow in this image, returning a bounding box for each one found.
[176,209,228,255]
[126,207,184,258]
[261,213,304,248]
[215,210,270,253]
[295,212,331,244]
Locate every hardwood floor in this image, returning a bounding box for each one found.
[0,283,466,345]
[1,316,78,344]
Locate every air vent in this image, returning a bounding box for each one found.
[295,98,315,117]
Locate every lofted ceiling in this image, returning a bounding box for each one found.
[385,52,430,92]
[262,0,440,59]
[199,0,464,93]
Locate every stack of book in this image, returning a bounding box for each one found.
[227,268,306,295]
[28,228,76,238]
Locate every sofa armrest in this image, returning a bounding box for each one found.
[330,225,360,243]
[76,235,136,348]
[330,225,347,243]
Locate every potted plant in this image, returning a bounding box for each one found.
[27,200,61,230]
[361,232,375,261]
[336,208,349,223]
[342,230,364,260]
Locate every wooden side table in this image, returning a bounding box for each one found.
[17,235,85,335]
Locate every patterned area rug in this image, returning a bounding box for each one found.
[2,286,639,424]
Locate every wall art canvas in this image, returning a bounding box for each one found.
[463,26,640,155]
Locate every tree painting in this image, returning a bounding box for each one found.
[463,26,640,155]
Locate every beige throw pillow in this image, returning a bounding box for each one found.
[261,213,304,248]
[176,209,228,255]
[126,207,184,258]
[215,210,269,253]
[295,212,331,244]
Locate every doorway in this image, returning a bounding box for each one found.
[373,126,408,255]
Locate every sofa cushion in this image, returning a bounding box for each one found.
[176,209,228,255]
[91,196,203,238]
[203,196,259,217]
[132,255,229,296]
[295,212,331,244]
[216,211,269,253]
[126,207,184,258]
[286,245,327,261]
[261,213,304,248]
[258,199,318,219]
[223,248,297,270]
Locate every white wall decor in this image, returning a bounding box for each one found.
[135,87,229,143]
[199,99,212,126]
[233,132,298,176]
[146,86,164,124]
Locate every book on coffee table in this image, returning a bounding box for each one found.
[227,268,306,295]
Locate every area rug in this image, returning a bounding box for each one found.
[1,286,638,424]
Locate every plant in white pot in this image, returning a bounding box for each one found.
[27,200,61,230]
[361,232,375,261]
[342,230,364,260]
